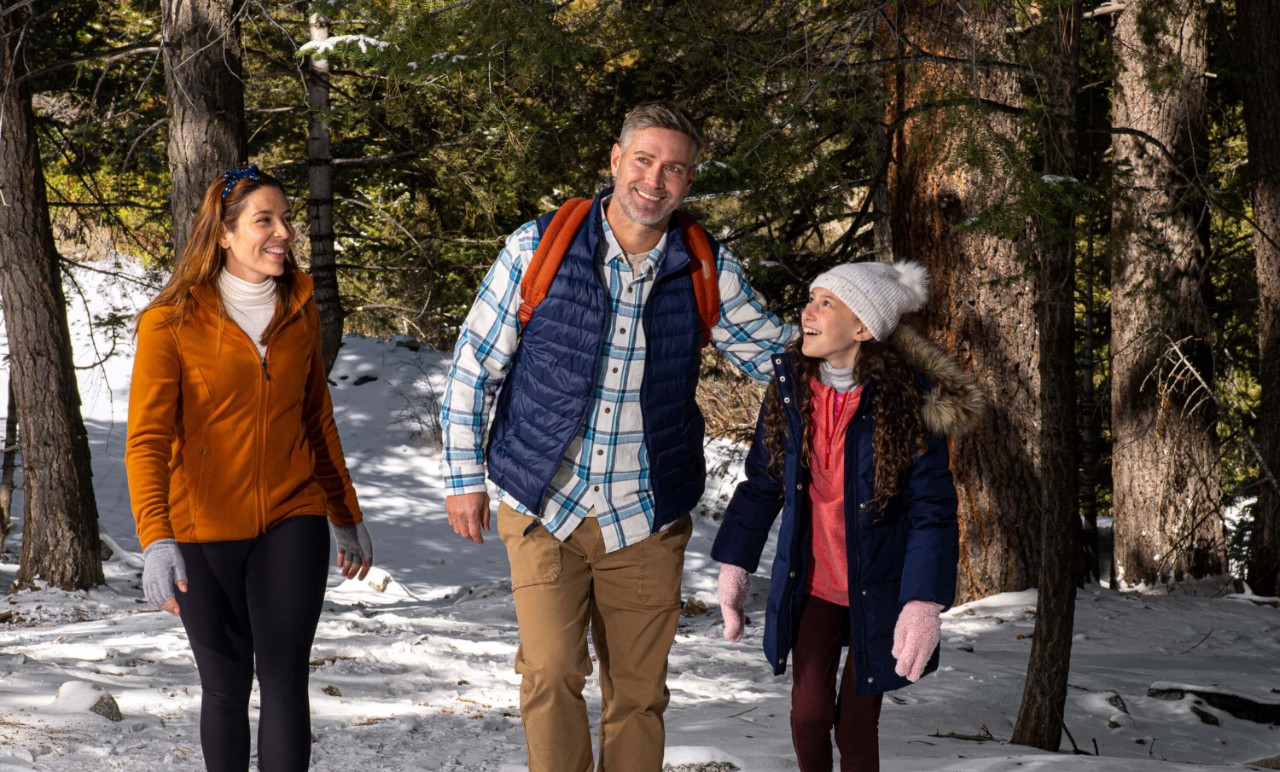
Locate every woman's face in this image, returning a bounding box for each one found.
[800,287,874,368]
[219,186,294,284]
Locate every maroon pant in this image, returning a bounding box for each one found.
[790,595,885,772]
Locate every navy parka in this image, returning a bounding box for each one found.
[710,350,960,695]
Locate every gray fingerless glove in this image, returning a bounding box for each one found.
[332,522,373,564]
[142,539,187,608]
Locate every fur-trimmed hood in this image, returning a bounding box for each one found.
[888,324,985,438]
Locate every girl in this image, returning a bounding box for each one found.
[127,166,373,771]
[712,261,982,772]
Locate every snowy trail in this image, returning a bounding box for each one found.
[1,259,1278,771]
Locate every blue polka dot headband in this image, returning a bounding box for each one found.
[222,165,262,200]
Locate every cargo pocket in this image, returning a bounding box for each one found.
[636,514,693,608]
[497,502,562,589]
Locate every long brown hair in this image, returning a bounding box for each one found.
[763,339,926,509]
[139,170,301,344]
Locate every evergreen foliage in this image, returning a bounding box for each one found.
[14,0,1276,582]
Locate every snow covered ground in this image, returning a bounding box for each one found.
[1,257,1278,771]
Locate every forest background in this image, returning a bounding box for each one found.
[1,0,1279,753]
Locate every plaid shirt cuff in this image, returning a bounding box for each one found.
[444,465,488,496]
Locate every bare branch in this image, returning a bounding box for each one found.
[18,42,161,85]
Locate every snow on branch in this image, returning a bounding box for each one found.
[298,35,391,57]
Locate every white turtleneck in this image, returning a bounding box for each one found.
[219,269,277,356]
[819,360,857,393]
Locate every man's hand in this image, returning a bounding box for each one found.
[446,491,491,544]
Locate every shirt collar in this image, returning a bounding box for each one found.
[599,196,666,273]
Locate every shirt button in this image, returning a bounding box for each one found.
[789,570,797,578]
[604,407,612,413]
[619,327,626,334]
[612,367,619,374]
[594,485,601,492]
[779,376,786,382]
[862,590,868,596]
[784,397,791,404]
[796,483,803,491]
[867,676,874,684]
[597,449,604,456]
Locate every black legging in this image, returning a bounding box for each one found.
[176,515,329,772]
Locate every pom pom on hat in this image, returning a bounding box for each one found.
[810,260,930,341]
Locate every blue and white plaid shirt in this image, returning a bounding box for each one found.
[442,199,796,552]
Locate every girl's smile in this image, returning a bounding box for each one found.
[800,287,874,368]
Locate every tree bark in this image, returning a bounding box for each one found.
[162,0,247,258]
[884,2,1041,602]
[1240,0,1280,597]
[1110,0,1226,586]
[1079,225,1102,584]
[0,376,17,554]
[305,4,344,374]
[0,4,104,590]
[1011,0,1082,751]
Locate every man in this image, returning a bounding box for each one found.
[441,100,794,772]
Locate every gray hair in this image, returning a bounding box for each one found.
[618,101,700,160]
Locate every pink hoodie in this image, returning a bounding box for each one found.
[805,379,863,606]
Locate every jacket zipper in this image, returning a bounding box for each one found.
[219,298,302,535]
[253,302,306,533]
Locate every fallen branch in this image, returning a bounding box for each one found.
[929,725,995,742]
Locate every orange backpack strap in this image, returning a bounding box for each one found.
[519,201,720,347]
[676,211,721,347]
[518,197,594,326]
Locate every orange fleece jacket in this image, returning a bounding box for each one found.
[126,272,362,548]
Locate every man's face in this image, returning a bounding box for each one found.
[610,127,697,229]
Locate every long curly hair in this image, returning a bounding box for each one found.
[138,170,300,343]
[762,338,927,509]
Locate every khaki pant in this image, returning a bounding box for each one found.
[498,502,692,772]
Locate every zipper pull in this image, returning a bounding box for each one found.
[261,356,271,381]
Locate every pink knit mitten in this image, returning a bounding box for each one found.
[891,600,944,682]
[717,563,750,642]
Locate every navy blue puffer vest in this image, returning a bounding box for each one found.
[486,189,716,533]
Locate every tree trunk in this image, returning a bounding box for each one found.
[0,5,104,590]
[162,0,247,258]
[1079,224,1102,584]
[1110,0,1226,586]
[0,376,17,554]
[1240,0,1280,597]
[884,2,1041,602]
[1012,0,1082,751]
[305,4,344,374]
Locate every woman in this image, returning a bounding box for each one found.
[127,165,373,771]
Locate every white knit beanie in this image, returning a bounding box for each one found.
[809,260,930,341]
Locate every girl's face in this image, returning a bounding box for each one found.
[219,186,294,284]
[800,287,874,368]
